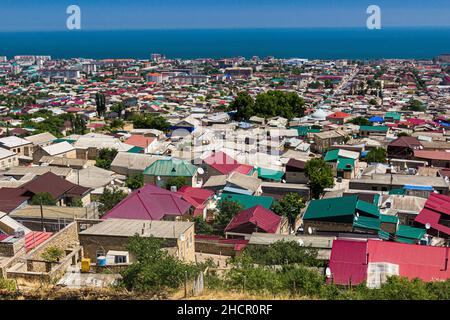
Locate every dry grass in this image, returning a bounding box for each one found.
[172,289,316,300]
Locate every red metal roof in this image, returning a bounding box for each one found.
[103,184,192,221]
[414,150,450,161]
[327,112,350,119]
[203,151,245,175]
[415,193,450,236]
[25,231,53,252]
[329,239,450,285]
[224,205,281,234]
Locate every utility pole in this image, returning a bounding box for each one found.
[40,201,44,232]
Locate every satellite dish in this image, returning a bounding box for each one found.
[297,239,304,246]
[325,267,332,278]
[157,176,161,181]
[425,223,431,230]
[307,227,313,235]
[355,212,359,218]
[197,167,205,175]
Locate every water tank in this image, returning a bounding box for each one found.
[97,256,107,267]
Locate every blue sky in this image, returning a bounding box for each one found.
[1,0,450,31]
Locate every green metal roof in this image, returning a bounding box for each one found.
[395,225,426,240]
[127,146,144,154]
[337,158,355,171]
[373,194,380,205]
[219,192,273,210]
[52,138,76,144]
[385,112,401,120]
[395,236,416,244]
[353,215,380,231]
[359,125,388,132]
[389,188,406,195]
[143,159,197,177]
[303,195,358,221]
[324,149,339,162]
[356,200,380,218]
[378,230,390,240]
[380,214,399,224]
[251,167,284,182]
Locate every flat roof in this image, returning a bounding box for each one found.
[79,218,194,239]
[350,174,448,188]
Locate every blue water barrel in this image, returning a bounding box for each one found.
[97,256,107,266]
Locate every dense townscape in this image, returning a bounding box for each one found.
[0,53,449,299]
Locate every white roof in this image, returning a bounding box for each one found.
[0,147,16,159]
[74,133,133,152]
[42,141,75,156]
[0,136,31,148]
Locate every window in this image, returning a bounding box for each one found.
[96,250,105,258]
[114,255,127,264]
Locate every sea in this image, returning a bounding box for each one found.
[1,27,450,60]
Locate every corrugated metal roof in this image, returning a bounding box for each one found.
[143,159,197,177]
[303,195,358,221]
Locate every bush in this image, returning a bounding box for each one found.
[0,278,17,292]
[41,247,64,263]
[30,192,56,206]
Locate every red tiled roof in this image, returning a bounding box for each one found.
[225,205,281,234]
[388,136,422,148]
[103,184,192,221]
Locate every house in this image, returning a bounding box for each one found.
[143,158,199,188]
[359,125,389,137]
[202,151,253,180]
[102,184,192,221]
[25,132,58,151]
[414,193,450,238]
[224,171,262,196]
[251,167,284,182]
[326,111,351,125]
[384,112,401,123]
[224,205,286,239]
[124,135,157,154]
[285,158,308,184]
[387,136,423,159]
[413,150,450,168]
[74,133,133,160]
[0,172,91,209]
[79,219,195,263]
[110,152,159,176]
[329,239,450,288]
[349,174,449,195]
[0,136,34,158]
[176,186,215,219]
[324,149,360,179]
[0,147,18,170]
[32,141,77,164]
[313,130,347,153]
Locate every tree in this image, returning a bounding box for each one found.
[348,116,372,126]
[213,200,243,234]
[95,148,118,170]
[110,102,126,118]
[405,99,426,112]
[132,114,170,131]
[98,187,127,216]
[304,159,334,199]
[119,235,201,295]
[365,147,387,163]
[72,114,87,134]
[229,91,255,120]
[126,173,144,190]
[67,198,83,207]
[397,132,410,137]
[95,93,106,117]
[41,246,64,263]
[164,176,187,191]
[271,193,305,233]
[194,216,214,235]
[30,192,56,206]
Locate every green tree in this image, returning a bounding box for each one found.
[271,193,305,233]
[95,93,106,117]
[164,176,187,191]
[213,200,244,234]
[348,116,372,126]
[397,132,410,137]
[98,187,127,216]
[405,99,426,112]
[132,114,170,131]
[67,198,83,207]
[111,102,126,118]
[229,91,255,120]
[95,148,118,170]
[304,158,334,199]
[30,192,56,206]
[125,173,144,190]
[194,216,214,235]
[41,246,64,263]
[365,147,387,163]
[119,235,201,295]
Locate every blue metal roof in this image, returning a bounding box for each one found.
[403,185,433,191]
